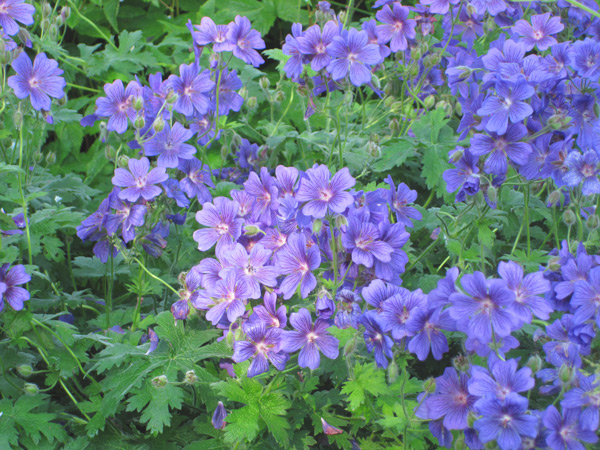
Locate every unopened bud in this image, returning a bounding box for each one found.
[42,2,52,18]
[338,10,346,23]
[467,3,477,15]
[41,18,51,32]
[343,337,356,356]
[184,370,198,384]
[152,375,168,388]
[563,209,576,227]
[244,224,263,236]
[558,364,572,383]
[61,6,71,20]
[453,355,470,372]
[134,115,145,129]
[45,152,56,165]
[274,90,285,104]
[13,107,23,129]
[55,14,64,27]
[33,151,43,164]
[23,383,39,395]
[384,96,395,108]
[335,214,348,229]
[226,328,235,347]
[117,154,130,168]
[259,76,270,90]
[422,53,441,69]
[99,122,108,141]
[424,377,436,393]
[387,359,399,383]
[424,95,435,109]
[153,116,165,132]
[238,87,248,100]
[371,74,381,89]
[247,97,257,109]
[547,190,561,206]
[450,147,465,163]
[586,214,599,230]
[390,101,403,113]
[367,140,381,158]
[133,96,144,111]
[58,93,68,106]
[166,91,178,104]
[526,354,542,373]
[16,365,34,378]
[436,100,452,117]
[104,145,116,160]
[486,186,497,205]
[389,117,400,134]
[312,218,323,234]
[548,256,561,272]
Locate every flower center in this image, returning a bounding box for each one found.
[307,332,318,343]
[318,188,334,201]
[135,175,148,188]
[184,86,194,96]
[500,414,512,428]
[533,30,544,40]
[29,77,40,89]
[244,263,256,275]
[355,236,373,250]
[256,342,269,353]
[581,163,596,178]
[454,393,468,405]
[316,42,327,54]
[216,222,230,235]
[393,21,404,32]
[347,53,358,63]
[238,38,249,49]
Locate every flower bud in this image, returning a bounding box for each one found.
[23,383,39,395]
[104,145,116,161]
[343,337,357,356]
[212,402,227,430]
[152,375,168,388]
[389,117,400,134]
[55,14,64,27]
[274,90,285,104]
[335,214,348,229]
[384,96,395,108]
[58,93,68,106]
[61,6,71,20]
[312,218,323,234]
[424,95,436,109]
[594,102,600,118]
[367,140,381,158]
[338,10,346,23]
[390,101,403,113]
[371,74,381,89]
[33,151,43,164]
[133,96,144,111]
[548,256,561,272]
[238,87,248,100]
[586,214,599,230]
[321,418,343,435]
[563,209,576,227]
[259,76,270,90]
[42,2,52,18]
[16,365,34,378]
[226,328,235,347]
[558,364,572,383]
[547,190,561,206]
[117,154,130,168]
[244,224,263,236]
[424,377,436,393]
[13,107,23,129]
[184,370,198,384]
[486,186,497,205]
[422,53,440,69]
[467,3,477,15]
[436,100,452,117]
[134,115,145,130]
[153,116,165,133]
[387,359,399,383]
[450,147,465,163]
[0,39,5,55]
[233,326,244,342]
[247,96,257,109]
[45,152,56,165]
[18,28,31,46]
[166,90,178,104]
[526,354,542,373]
[453,354,470,372]
[402,104,415,119]
[41,18,50,32]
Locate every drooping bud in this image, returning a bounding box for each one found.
[525,354,542,373]
[371,74,381,89]
[23,383,39,395]
[244,224,263,236]
[558,364,572,383]
[387,359,399,383]
[389,117,400,134]
[424,95,436,109]
[450,147,465,163]
[247,96,257,109]
[61,6,71,20]
[586,214,599,230]
[104,145,116,161]
[153,116,165,133]
[563,209,576,227]
[184,370,198,384]
[16,365,34,378]
[45,152,56,165]
[547,190,561,206]
[343,336,357,356]
[486,186,497,205]
[321,418,343,435]
[367,140,381,158]
[132,96,144,111]
[259,76,270,90]
[312,218,323,234]
[274,90,285,104]
[117,154,130,168]
[548,256,561,272]
[212,402,228,430]
[42,2,52,18]
[134,115,145,130]
[152,375,168,388]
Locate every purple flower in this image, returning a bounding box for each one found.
[429,267,459,308]
[95,79,141,134]
[563,151,600,196]
[342,213,393,268]
[276,233,320,299]
[201,272,250,325]
[449,272,516,343]
[571,266,600,327]
[219,243,278,299]
[512,13,564,51]
[7,52,65,111]
[178,158,214,203]
[282,23,304,80]
[569,38,600,81]
[111,157,168,202]
[561,373,600,431]
[316,291,336,319]
[296,165,355,218]
[212,401,228,430]
[213,69,243,115]
[243,168,279,225]
[163,179,190,208]
[417,367,476,430]
[420,0,459,15]
[104,189,147,243]
[281,308,339,370]
[375,2,416,52]
[497,262,552,326]
[249,291,287,329]
[0,264,30,311]
[362,19,391,60]
[326,28,382,86]
[471,0,507,16]
[191,17,234,52]
[226,15,265,67]
[543,405,598,450]
[468,359,535,401]
[321,418,343,435]
[171,299,190,320]
[362,279,404,311]
[168,63,214,116]
[470,124,532,176]
[380,289,427,340]
[233,321,288,377]
[385,175,421,226]
[360,310,394,369]
[473,392,538,450]
[443,148,480,202]
[297,21,339,71]
[406,307,454,361]
[144,122,196,168]
[0,0,34,36]
[477,77,534,135]
[193,197,244,253]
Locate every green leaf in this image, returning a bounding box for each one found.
[126,381,185,434]
[341,363,387,410]
[224,405,261,443]
[103,0,120,32]
[371,137,415,172]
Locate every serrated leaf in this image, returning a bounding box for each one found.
[341,363,387,410]
[371,138,415,172]
[127,381,185,434]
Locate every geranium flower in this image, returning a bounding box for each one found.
[111,157,168,202]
